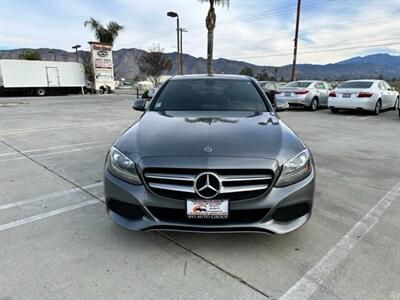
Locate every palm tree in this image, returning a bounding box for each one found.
[199,0,229,74]
[84,18,124,45]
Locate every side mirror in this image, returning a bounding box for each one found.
[132,99,146,111]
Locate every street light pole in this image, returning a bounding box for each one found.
[167,11,180,75]
[179,28,188,75]
[72,45,81,62]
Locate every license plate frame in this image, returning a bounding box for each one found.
[186,199,229,219]
[343,93,351,98]
[284,92,291,97]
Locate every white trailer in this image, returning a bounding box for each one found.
[0,59,86,96]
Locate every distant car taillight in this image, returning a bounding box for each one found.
[358,92,373,98]
[329,92,336,97]
[294,90,309,95]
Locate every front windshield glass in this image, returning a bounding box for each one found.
[151,79,268,111]
[285,81,312,88]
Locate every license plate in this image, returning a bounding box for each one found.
[186,199,229,219]
[284,92,291,97]
[343,93,351,98]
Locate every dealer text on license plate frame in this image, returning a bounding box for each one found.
[186,199,229,219]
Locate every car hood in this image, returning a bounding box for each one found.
[115,111,305,164]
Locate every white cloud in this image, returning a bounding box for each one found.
[1,0,399,66]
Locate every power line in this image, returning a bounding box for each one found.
[227,42,399,61]
[216,15,399,42]
[214,0,341,25]
[187,0,344,29]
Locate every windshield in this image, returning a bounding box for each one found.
[337,81,373,89]
[285,81,312,88]
[151,79,268,111]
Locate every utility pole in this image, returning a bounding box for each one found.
[72,45,81,62]
[179,28,188,75]
[291,0,301,81]
[167,12,180,75]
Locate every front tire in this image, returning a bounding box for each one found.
[309,98,318,111]
[393,97,399,110]
[373,100,381,115]
[36,88,46,96]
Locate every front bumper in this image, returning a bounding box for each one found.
[104,164,315,234]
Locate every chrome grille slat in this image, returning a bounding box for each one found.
[220,174,272,182]
[149,182,194,193]
[145,173,195,181]
[144,168,274,200]
[221,184,269,194]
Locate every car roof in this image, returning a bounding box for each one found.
[169,74,251,81]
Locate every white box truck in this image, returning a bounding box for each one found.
[0,59,86,96]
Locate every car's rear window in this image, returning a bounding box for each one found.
[338,81,373,89]
[285,81,312,88]
[151,79,268,111]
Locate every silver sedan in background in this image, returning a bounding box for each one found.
[275,80,331,111]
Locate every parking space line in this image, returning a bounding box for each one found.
[0,139,105,212]
[279,182,400,300]
[0,199,101,232]
[0,182,103,210]
[0,141,99,158]
[0,145,106,163]
[0,121,124,136]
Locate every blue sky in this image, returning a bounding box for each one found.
[0,0,399,66]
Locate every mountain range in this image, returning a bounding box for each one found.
[0,48,399,80]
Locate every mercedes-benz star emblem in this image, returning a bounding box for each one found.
[194,172,221,199]
[203,146,213,153]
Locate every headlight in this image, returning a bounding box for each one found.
[107,146,141,184]
[275,149,311,187]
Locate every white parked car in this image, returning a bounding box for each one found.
[275,80,331,111]
[328,80,399,115]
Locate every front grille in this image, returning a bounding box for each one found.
[143,168,274,201]
[148,206,270,225]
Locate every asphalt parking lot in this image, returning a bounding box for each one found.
[0,94,399,300]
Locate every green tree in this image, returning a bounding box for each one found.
[199,0,230,74]
[256,68,269,81]
[239,66,254,77]
[136,45,172,87]
[18,50,41,60]
[84,18,124,44]
[84,63,94,82]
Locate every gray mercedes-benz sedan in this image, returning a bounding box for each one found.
[104,74,315,234]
